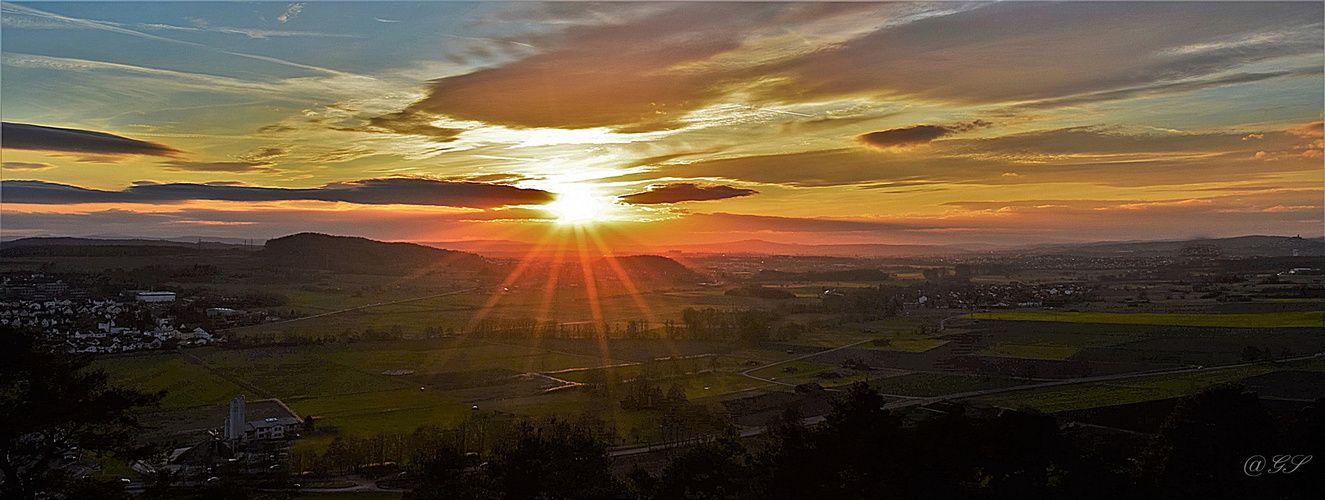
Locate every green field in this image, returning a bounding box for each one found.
[968,311,1325,328]
[748,360,837,382]
[292,493,401,500]
[94,355,251,409]
[286,389,469,436]
[865,335,949,353]
[320,342,603,376]
[983,342,1081,360]
[970,362,1325,413]
[872,372,1022,397]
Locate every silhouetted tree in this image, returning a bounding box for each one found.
[649,431,749,500]
[0,327,162,500]
[486,419,625,500]
[1141,384,1276,500]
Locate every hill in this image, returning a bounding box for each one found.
[262,233,488,275]
[751,268,893,282]
[1040,235,1325,257]
[0,237,248,259]
[658,239,973,257]
[600,255,705,285]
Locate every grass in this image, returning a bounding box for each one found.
[198,349,405,399]
[95,354,250,409]
[292,493,401,500]
[747,360,837,381]
[287,389,470,436]
[677,372,771,400]
[968,311,1325,328]
[321,342,599,376]
[299,480,358,489]
[970,363,1318,412]
[983,342,1081,360]
[872,372,1022,397]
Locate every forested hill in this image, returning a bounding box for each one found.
[604,255,705,284]
[262,233,488,275]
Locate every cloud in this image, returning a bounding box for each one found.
[858,125,949,149]
[276,3,304,23]
[660,125,1324,188]
[381,2,1319,133]
[240,146,288,161]
[0,178,555,209]
[390,3,883,131]
[1,122,183,158]
[160,159,280,173]
[334,111,465,141]
[857,121,992,149]
[2,161,57,171]
[765,2,1323,107]
[619,183,758,204]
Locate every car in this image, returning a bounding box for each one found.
[205,477,221,484]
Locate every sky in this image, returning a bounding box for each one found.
[2,1,1323,248]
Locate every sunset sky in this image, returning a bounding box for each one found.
[2,1,1323,248]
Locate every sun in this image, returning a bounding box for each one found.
[546,187,611,225]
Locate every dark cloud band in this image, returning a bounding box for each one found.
[858,120,993,149]
[0,178,554,209]
[619,183,758,204]
[1,122,183,157]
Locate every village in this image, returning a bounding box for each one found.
[0,290,217,354]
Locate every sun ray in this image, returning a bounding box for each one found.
[525,231,571,373]
[573,226,611,363]
[464,225,563,334]
[584,225,664,335]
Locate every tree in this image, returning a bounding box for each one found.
[1141,384,1276,500]
[649,431,749,500]
[0,327,163,500]
[487,419,624,500]
[403,441,482,500]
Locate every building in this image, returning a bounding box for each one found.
[245,417,301,440]
[224,396,246,443]
[223,396,301,443]
[136,291,176,303]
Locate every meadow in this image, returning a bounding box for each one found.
[971,359,1325,413]
[872,372,1023,397]
[968,311,1325,328]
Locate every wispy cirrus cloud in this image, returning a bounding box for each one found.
[2,161,58,171]
[382,1,1320,134]
[661,123,1325,188]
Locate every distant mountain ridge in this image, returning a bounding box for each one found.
[423,238,979,258]
[1,236,250,250]
[1036,235,1325,257]
[5,234,1319,260]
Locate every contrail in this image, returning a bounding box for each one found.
[1,2,350,76]
[758,108,813,117]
